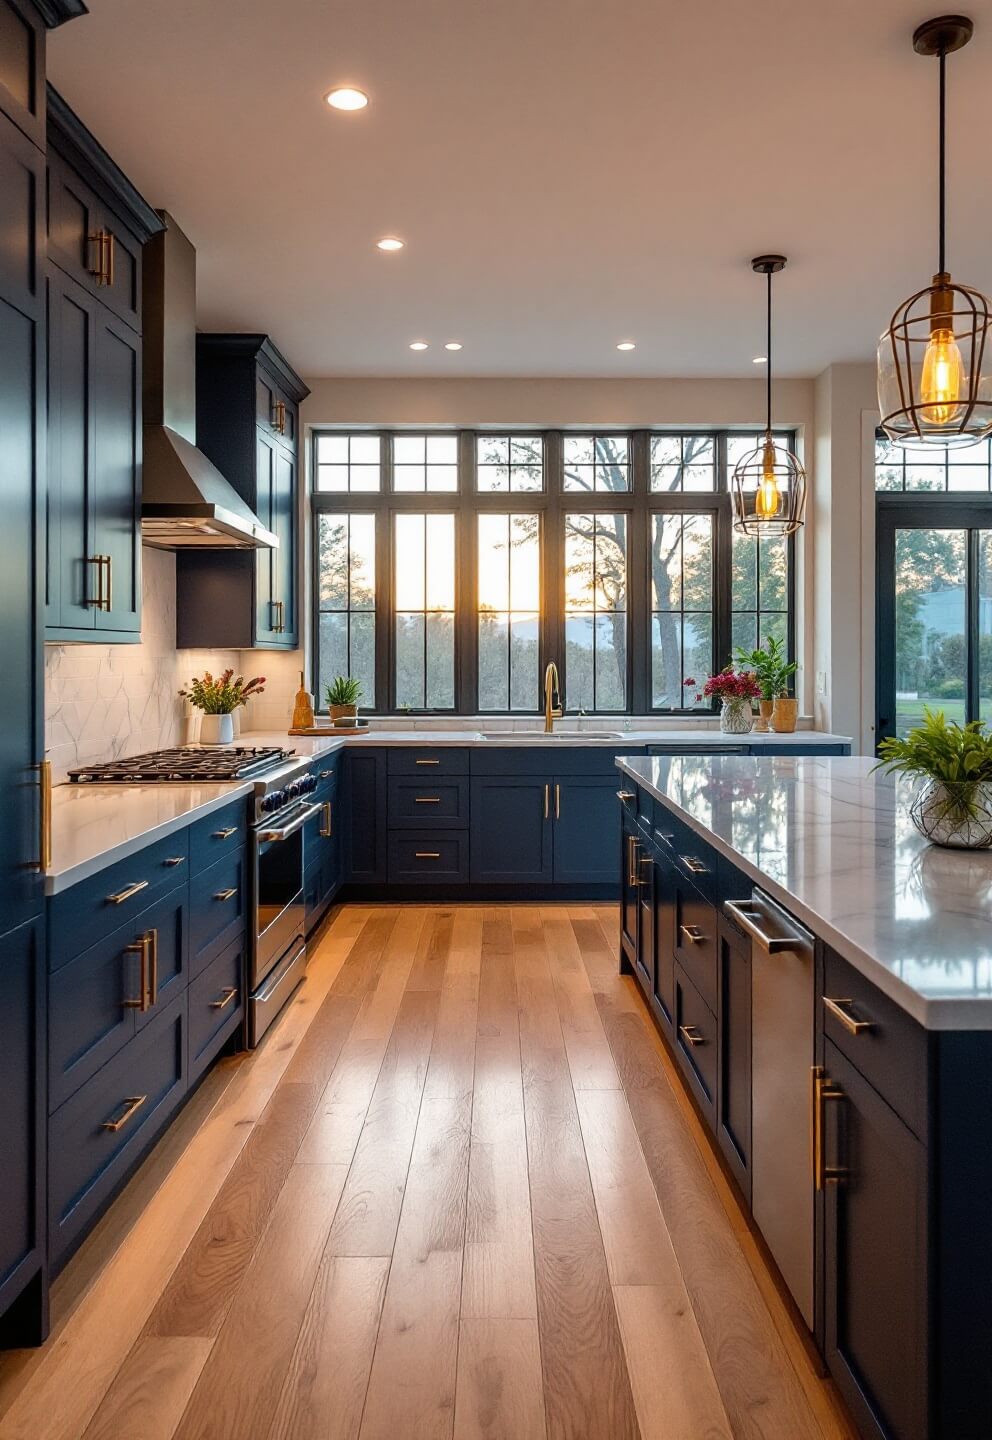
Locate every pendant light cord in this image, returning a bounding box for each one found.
[938,47,946,274]
[765,268,773,434]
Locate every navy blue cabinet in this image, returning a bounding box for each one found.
[344,750,387,884]
[470,777,553,884]
[0,919,44,1335]
[551,777,621,884]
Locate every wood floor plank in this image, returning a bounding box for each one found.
[268,1255,390,1440]
[511,908,640,1440]
[406,907,456,992]
[173,1162,348,1440]
[453,1318,547,1440]
[540,907,620,1091]
[80,1337,214,1440]
[613,1286,732,1440]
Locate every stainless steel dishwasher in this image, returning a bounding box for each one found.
[724,888,815,1328]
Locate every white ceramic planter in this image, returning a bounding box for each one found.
[720,698,754,735]
[199,713,234,746]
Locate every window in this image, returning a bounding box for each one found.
[312,429,796,714]
[875,433,992,492]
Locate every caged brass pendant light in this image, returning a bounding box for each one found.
[877,15,992,448]
[731,256,806,536]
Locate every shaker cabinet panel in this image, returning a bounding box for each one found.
[0,919,43,1312]
[90,304,140,634]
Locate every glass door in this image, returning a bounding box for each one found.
[876,500,992,743]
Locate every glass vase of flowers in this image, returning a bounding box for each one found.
[179,670,266,746]
[685,668,762,735]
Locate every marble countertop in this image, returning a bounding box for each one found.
[241,726,851,750]
[617,753,992,1030]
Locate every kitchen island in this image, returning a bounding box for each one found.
[616,753,992,1440]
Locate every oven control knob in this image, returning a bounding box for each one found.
[300,774,316,795]
[263,790,283,813]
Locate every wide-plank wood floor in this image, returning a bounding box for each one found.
[0,905,856,1440]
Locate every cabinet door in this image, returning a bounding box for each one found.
[552,776,621,885]
[620,808,639,965]
[652,846,676,1035]
[91,306,140,634]
[344,752,386,884]
[716,916,751,1201]
[46,266,94,631]
[822,1039,928,1440]
[470,777,552,884]
[270,442,297,647]
[253,426,278,644]
[634,839,655,999]
[0,917,43,1323]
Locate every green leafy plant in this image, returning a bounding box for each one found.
[179,669,265,715]
[324,675,363,708]
[733,635,797,700]
[875,708,992,826]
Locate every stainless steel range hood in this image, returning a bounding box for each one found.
[141,212,277,550]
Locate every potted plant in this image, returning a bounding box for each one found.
[325,675,363,727]
[874,708,992,849]
[734,636,797,733]
[684,668,762,735]
[178,669,265,746]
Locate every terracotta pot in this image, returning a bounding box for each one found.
[770,697,799,734]
[754,698,775,733]
[330,703,358,727]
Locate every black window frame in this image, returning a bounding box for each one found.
[310,427,797,716]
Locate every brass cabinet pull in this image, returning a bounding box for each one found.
[628,836,641,887]
[108,879,149,906]
[34,760,52,871]
[679,924,706,945]
[86,555,112,611]
[87,229,115,286]
[271,599,285,633]
[102,1094,146,1133]
[554,783,560,820]
[811,1066,847,1190]
[823,996,874,1035]
[544,783,550,821]
[271,399,287,434]
[615,790,635,803]
[212,827,238,840]
[415,851,440,859]
[214,887,238,902]
[163,855,185,868]
[414,796,441,804]
[319,801,332,837]
[679,1023,705,1048]
[210,986,239,1010]
[148,927,158,1007]
[415,758,440,765]
[680,854,709,876]
[123,934,151,1012]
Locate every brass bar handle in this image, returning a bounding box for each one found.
[108,879,149,906]
[85,555,111,611]
[210,986,239,1010]
[415,851,440,859]
[679,924,706,945]
[103,554,112,612]
[148,927,158,1007]
[811,1066,847,1190]
[102,1094,147,1133]
[271,599,285,633]
[104,231,115,287]
[34,760,52,871]
[554,783,560,820]
[679,854,709,876]
[212,827,238,840]
[414,796,441,804]
[679,1023,705,1048]
[615,790,635,803]
[544,783,550,821]
[823,996,874,1036]
[163,855,185,868]
[123,935,150,1012]
[271,399,286,434]
[214,887,238,902]
[415,758,440,765]
[87,230,114,286]
[628,836,641,887]
[319,802,332,838]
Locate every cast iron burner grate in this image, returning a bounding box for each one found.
[67,746,294,784]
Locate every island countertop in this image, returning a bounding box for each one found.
[616,753,992,1030]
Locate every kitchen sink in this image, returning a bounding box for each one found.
[479,729,624,740]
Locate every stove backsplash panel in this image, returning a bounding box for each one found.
[45,547,240,784]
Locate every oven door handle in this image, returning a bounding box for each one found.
[257,802,322,843]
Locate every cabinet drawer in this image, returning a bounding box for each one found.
[49,886,187,1111]
[387,831,469,884]
[674,963,718,1125]
[822,947,928,1140]
[387,748,470,776]
[387,776,468,828]
[49,990,186,1265]
[673,832,716,904]
[50,830,190,970]
[47,150,143,331]
[189,846,247,979]
[673,880,717,1012]
[188,799,248,870]
[188,937,244,1083]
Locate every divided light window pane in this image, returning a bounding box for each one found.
[393,433,459,492]
[874,432,992,492]
[564,512,627,710]
[726,431,794,491]
[478,513,541,710]
[476,435,544,492]
[563,435,630,492]
[314,433,381,492]
[731,529,789,658]
[650,513,713,707]
[316,514,376,706]
[650,435,716,492]
[394,513,456,708]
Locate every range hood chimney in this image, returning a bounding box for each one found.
[141,212,277,549]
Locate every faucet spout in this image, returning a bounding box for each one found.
[544,661,563,734]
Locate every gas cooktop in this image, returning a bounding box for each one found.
[67,746,296,784]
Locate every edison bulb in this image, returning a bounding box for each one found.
[920,326,964,426]
[755,437,781,519]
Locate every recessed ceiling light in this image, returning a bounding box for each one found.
[376,237,404,251]
[616,341,636,351]
[325,87,369,111]
[409,341,428,351]
[444,342,463,351]
[753,355,768,364]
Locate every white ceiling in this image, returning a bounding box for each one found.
[48,0,992,379]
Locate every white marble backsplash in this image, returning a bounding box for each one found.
[45,547,240,783]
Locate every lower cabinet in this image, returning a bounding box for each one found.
[620,806,639,965]
[188,937,244,1084]
[470,777,552,884]
[552,777,622,884]
[0,918,43,1329]
[716,915,751,1202]
[672,962,718,1125]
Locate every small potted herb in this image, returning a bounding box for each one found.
[179,670,265,746]
[733,636,797,732]
[684,668,762,735]
[325,675,363,727]
[875,708,992,848]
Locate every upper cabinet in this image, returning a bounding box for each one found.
[44,88,161,642]
[176,335,308,650]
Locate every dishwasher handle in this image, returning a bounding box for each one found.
[724,891,813,956]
